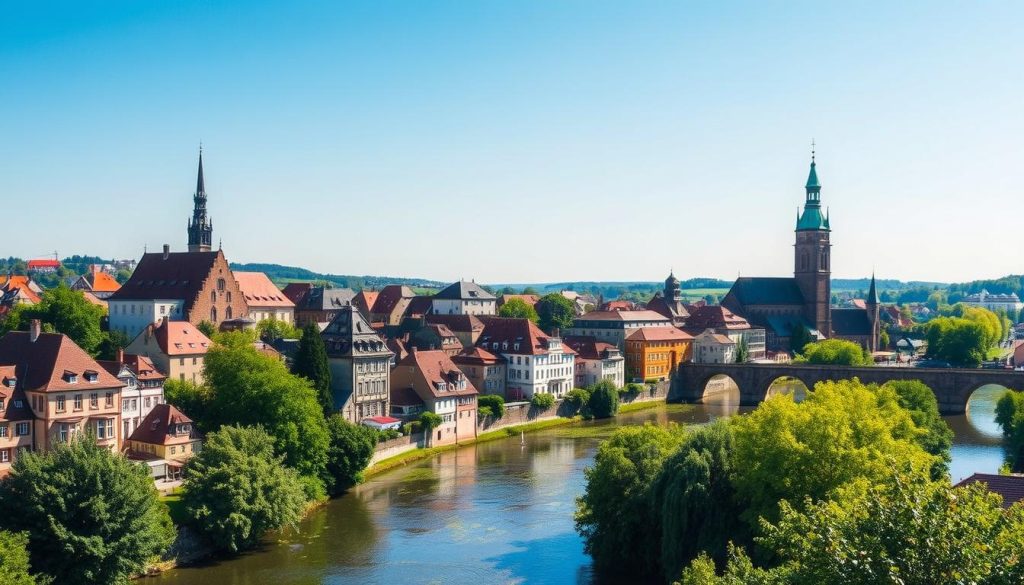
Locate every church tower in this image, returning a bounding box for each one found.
[866,273,880,351]
[187,149,213,253]
[794,149,831,336]
[664,271,682,303]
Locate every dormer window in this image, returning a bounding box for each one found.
[63,371,78,384]
[84,371,98,383]
[4,377,14,388]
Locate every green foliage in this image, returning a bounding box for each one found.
[996,390,1024,472]
[17,285,106,355]
[196,320,217,338]
[676,543,785,585]
[182,425,306,553]
[754,469,1024,584]
[575,424,686,577]
[419,411,443,432]
[530,392,555,409]
[788,324,814,354]
[0,438,174,584]
[291,323,333,416]
[498,298,539,322]
[652,422,745,579]
[199,333,330,484]
[794,338,872,365]
[535,293,575,333]
[730,379,934,529]
[879,328,890,349]
[884,380,953,478]
[257,318,302,341]
[163,379,211,430]
[325,416,378,495]
[96,329,129,361]
[0,531,36,585]
[587,379,619,419]
[734,337,749,363]
[402,420,422,435]
[925,315,988,366]
[564,388,591,410]
[625,382,645,395]
[477,394,505,418]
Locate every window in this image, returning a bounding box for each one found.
[210,307,217,322]
[217,278,225,291]
[90,393,98,409]
[96,419,113,440]
[56,395,65,412]
[226,307,233,320]
[74,394,82,410]
[226,291,232,303]
[0,425,7,438]
[105,392,113,407]
[160,305,166,315]
[58,423,68,443]
[170,446,177,455]
[15,423,29,436]
[0,449,8,463]
[144,397,151,409]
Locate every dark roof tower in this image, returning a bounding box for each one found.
[867,273,879,305]
[187,148,214,253]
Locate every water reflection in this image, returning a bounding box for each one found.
[152,392,1008,585]
[700,374,741,418]
[765,376,809,402]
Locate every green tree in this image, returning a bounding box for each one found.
[730,379,934,529]
[587,379,619,419]
[201,333,330,485]
[995,390,1024,471]
[734,337,749,363]
[163,379,211,430]
[530,392,555,409]
[521,286,539,295]
[25,285,106,354]
[182,425,307,553]
[0,531,40,585]
[96,329,129,361]
[419,411,443,444]
[564,388,591,412]
[498,298,539,322]
[0,438,174,584]
[925,316,988,366]
[788,324,814,354]
[794,339,872,366]
[879,328,890,349]
[652,422,745,580]
[325,415,378,495]
[535,293,575,333]
[477,394,506,418]
[291,322,333,416]
[196,320,217,338]
[257,318,302,341]
[575,424,686,577]
[883,380,953,478]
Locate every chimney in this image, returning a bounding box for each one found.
[116,348,124,363]
[29,319,41,342]
[162,244,170,259]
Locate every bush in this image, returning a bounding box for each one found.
[588,380,619,419]
[325,416,379,495]
[477,394,506,418]
[0,531,35,585]
[625,383,644,395]
[420,411,443,431]
[531,393,556,409]
[182,425,307,554]
[794,339,873,365]
[565,388,591,409]
[377,428,401,442]
[479,406,494,418]
[0,438,175,584]
[403,421,423,435]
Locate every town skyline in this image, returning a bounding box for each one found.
[4,1,1023,283]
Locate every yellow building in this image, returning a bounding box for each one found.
[625,326,693,382]
[126,403,202,481]
[126,318,212,384]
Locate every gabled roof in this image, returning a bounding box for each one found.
[425,314,486,334]
[128,403,199,446]
[233,271,294,308]
[77,269,121,293]
[353,290,379,315]
[97,353,166,382]
[452,346,502,366]
[955,473,1024,509]
[371,285,415,316]
[832,308,873,336]
[321,305,392,358]
[406,296,433,318]
[692,328,736,345]
[626,327,693,343]
[0,275,41,304]
[434,281,496,301]
[684,305,750,331]
[108,250,224,314]
[80,291,107,308]
[477,317,574,356]
[27,259,61,269]
[296,286,356,311]
[132,319,212,356]
[499,294,540,307]
[282,282,312,305]
[727,277,805,306]
[0,331,124,392]
[562,336,621,360]
[574,310,671,323]
[396,349,479,400]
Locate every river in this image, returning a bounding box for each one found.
[150,384,1009,585]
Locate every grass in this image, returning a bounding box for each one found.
[617,399,667,414]
[475,417,579,443]
[159,491,188,525]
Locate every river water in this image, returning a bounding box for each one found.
[150,384,1009,585]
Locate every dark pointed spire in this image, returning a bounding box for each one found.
[187,146,213,252]
[867,273,879,304]
[196,146,206,198]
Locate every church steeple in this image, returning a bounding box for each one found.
[793,144,832,339]
[187,147,214,252]
[796,145,828,231]
[867,273,879,305]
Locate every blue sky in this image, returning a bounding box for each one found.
[3,1,1021,284]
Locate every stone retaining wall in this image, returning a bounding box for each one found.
[369,432,425,465]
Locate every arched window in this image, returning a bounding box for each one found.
[226,307,233,320]
[211,290,216,303]
[226,291,232,303]
[217,278,225,291]
[210,307,217,322]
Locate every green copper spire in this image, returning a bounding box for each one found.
[805,160,820,190]
[796,146,829,231]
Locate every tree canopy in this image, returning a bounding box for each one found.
[324,415,378,495]
[182,425,307,553]
[793,339,872,366]
[498,298,539,322]
[3,285,107,355]
[925,316,989,366]
[0,531,40,585]
[883,380,953,478]
[0,438,174,584]
[587,379,619,419]
[535,293,575,333]
[291,322,333,416]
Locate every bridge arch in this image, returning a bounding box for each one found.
[699,374,741,417]
[764,375,810,403]
[964,383,1014,437]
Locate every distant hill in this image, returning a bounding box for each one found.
[831,278,948,292]
[229,263,446,291]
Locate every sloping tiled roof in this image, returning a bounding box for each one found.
[353,291,379,315]
[108,251,222,314]
[693,329,736,345]
[81,291,107,308]
[321,306,393,358]
[685,305,750,330]
[955,473,1024,509]
[233,271,294,308]
[406,296,433,318]
[477,317,572,356]
[452,346,502,365]
[434,281,496,301]
[499,294,540,307]
[397,349,479,400]
[128,403,198,446]
[371,285,415,316]
[626,327,694,343]
[97,353,166,382]
[0,331,124,392]
[133,319,212,356]
[0,275,41,304]
[79,269,121,293]
[298,287,356,311]
[727,277,805,306]
[832,308,873,336]
[390,385,425,407]
[574,310,671,323]
[562,336,620,360]
[282,283,312,305]
[27,259,61,269]
[0,365,33,422]
[426,314,486,334]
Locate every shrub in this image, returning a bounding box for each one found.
[403,421,423,435]
[377,428,401,442]
[0,438,175,584]
[420,411,443,431]
[531,393,556,409]
[182,425,307,554]
[588,380,619,419]
[325,416,378,494]
[479,406,494,418]
[477,394,506,418]
[624,383,644,396]
[0,531,36,585]
[565,388,591,409]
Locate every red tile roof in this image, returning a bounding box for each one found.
[108,250,224,315]
[27,259,61,269]
[233,271,294,308]
[353,290,379,315]
[452,346,502,366]
[396,349,479,400]
[127,403,198,446]
[426,314,486,334]
[371,285,415,317]
[955,473,1024,509]
[626,327,694,342]
[684,305,751,331]
[500,294,540,307]
[0,275,41,304]
[477,317,575,355]
[133,319,212,356]
[562,336,620,360]
[86,270,121,293]
[282,282,312,305]
[81,291,107,308]
[575,310,671,323]
[0,331,124,392]
[98,353,167,382]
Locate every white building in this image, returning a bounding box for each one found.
[962,290,1024,314]
[99,352,167,439]
[476,317,575,400]
[564,336,625,388]
[431,281,497,316]
[564,310,673,350]
[693,329,737,364]
[108,299,185,340]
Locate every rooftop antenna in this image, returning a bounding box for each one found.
[811,138,816,162]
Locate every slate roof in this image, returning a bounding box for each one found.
[727,277,805,306]
[831,308,873,336]
[434,281,496,301]
[233,271,294,308]
[108,251,222,314]
[321,305,393,358]
[298,287,356,311]
[406,296,434,318]
[0,331,124,392]
[955,473,1024,509]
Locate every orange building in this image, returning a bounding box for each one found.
[625,327,693,382]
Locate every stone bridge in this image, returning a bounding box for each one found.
[671,362,1024,414]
